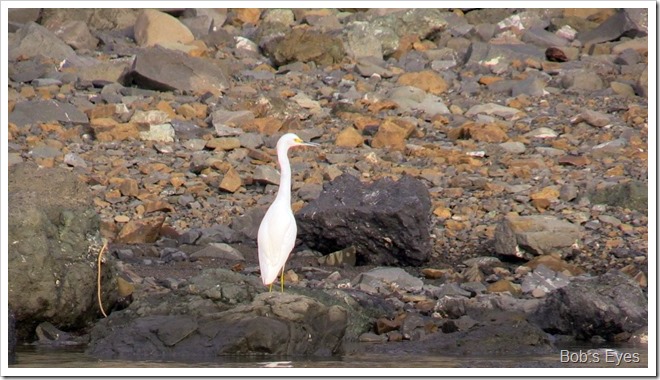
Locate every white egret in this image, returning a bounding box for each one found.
[258,133,319,292]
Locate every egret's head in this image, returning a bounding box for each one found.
[277,133,320,151]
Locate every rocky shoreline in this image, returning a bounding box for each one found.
[7,8,648,364]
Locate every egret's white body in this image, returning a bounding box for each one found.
[258,133,318,289]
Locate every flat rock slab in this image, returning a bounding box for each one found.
[297,174,432,266]
[87,292,348,359]
[127,46,230,95]
[494,215,582,259]
[9,99,89,127]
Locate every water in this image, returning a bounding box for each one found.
[8,344,649,373]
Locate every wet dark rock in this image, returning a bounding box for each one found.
[87,292,347,359]
[356,310,555,357]
[531,270,647,341]
[298,174,432,266]
[126,46,230,94]
[589,181,647,212]
[35,321,87,346]
[8,163,119,341]
[9,99,89,127]
[494,215,582,259]
[9,309,16,364]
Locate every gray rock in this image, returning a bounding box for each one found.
[371,9,450,56]
[127,46,230,94]
[210,109,255,134]
[578,9,648,47]
[636,67,648,97]
[230,207,267,243]
[253,165,281,185]
[8,163,119,341]
[521,264,571,294]
[139,124,175,142]
[8,8,41,32]
[353,267,423,292]
[87,291,348,359]
[465,42,545,68]
[521,27,569,48]
[9,22,77,62]
[465,103,522,119]
[494,215,582,259]
[51,20,99,51]
[344,21,384,60]
[388,86,450,116]
[560,69,604,91]
[267,28,345,67]
[8,59,55,83]
[180,15,214,38]
[9,99,89,127]
[298,174,432,266]
[190,243,245,261]
[511,76,546,97]
[571,109,611,127]
[589,181,647,212]
[429,283,472,298]
[32,78,63,87]
[355,57,394,78]
[499,141,526,154]
[30,145,62,159]
[531,270,647,340]
[559,183,579,201]
[237,132,263,149]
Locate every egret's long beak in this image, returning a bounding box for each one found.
[302,142,320,147]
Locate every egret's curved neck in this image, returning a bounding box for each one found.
[276,145,292,204]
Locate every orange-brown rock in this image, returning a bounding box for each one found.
[234,8,262,25]
[249,117,283,135]
[487,279,521,296]
[371,120,407,150]
[219,166,242,193]
[396,70,449,95]
[118,178,139,197]
[115,215,166,244]
[335,127,364,148]
[523,255,585,276]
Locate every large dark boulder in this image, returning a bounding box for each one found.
[87,292,348,359]
[297,174,432,266]
[530,270,647,341]
[8,163,119,341]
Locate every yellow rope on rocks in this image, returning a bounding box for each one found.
[97,239,108,318]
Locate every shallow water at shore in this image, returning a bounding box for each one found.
[9,343,648,371]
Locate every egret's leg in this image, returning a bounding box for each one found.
[269,283,273,293]
[280,265,285,293]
